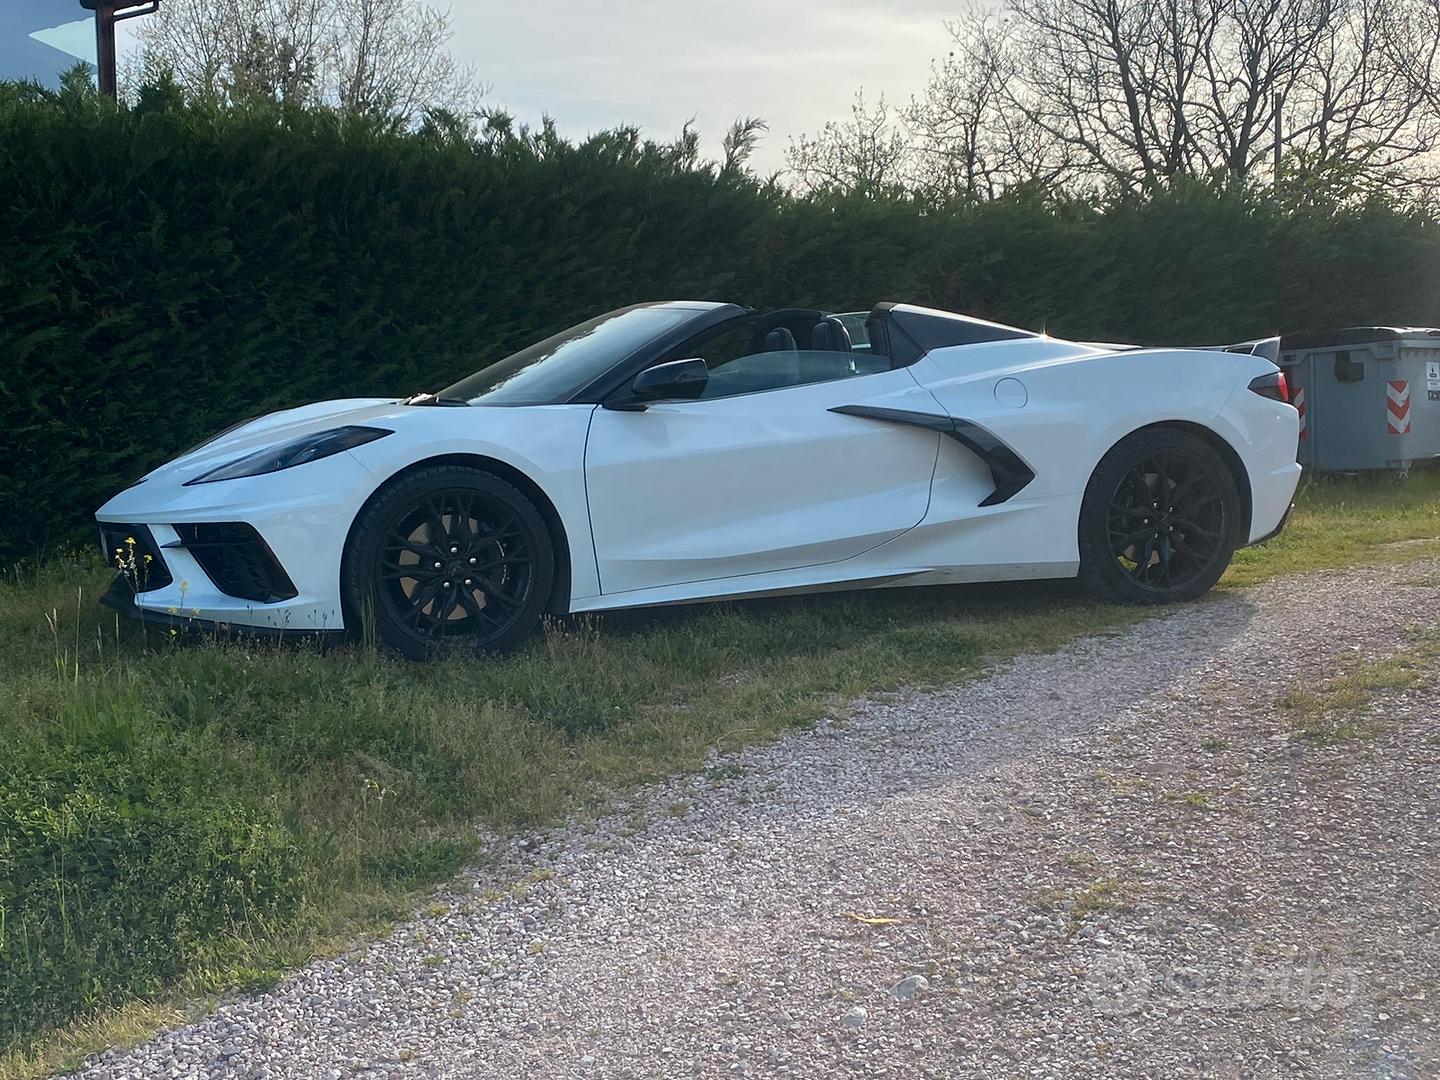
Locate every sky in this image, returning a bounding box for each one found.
[26,1,969,174]
[0,0,96,86]
[423,0,957,172]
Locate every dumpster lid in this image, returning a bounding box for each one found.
[1282,326,1440,349]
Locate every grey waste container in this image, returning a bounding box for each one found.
[1278,327,1440,473]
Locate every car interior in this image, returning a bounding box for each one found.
[677,307,895,400]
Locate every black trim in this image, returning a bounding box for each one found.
[1244,501,1293,548]
[881,304,1035,352]
[99,577,342,641]
[169,522,299,603]
[829,405,1036,506]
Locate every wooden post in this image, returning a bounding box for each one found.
[81,1,160,98]
[94,2,117,97]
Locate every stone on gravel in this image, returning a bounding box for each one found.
[891,975,929,1001]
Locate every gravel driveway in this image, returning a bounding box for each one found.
[75,559,1440,1080]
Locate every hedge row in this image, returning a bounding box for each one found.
[2,83,1439,560]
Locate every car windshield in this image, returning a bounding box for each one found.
[437,305,697,405]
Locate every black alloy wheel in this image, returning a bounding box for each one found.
[344,466,553,658]
[1078,428,1241,604]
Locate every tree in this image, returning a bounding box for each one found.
[917,0,1440,196]
[903,14,1075,201]
[786,92,910,197]
[790,0,1440,200]
[131,0,481,120]
[720,116,769,173]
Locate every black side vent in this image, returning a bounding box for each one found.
[828,405,1037,506]
[171,523,299,604]
[99,523,174,592]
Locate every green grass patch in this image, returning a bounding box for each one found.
[1227,468,1440,584]
[2,469,1438,1074]
[1277,625,1440,744]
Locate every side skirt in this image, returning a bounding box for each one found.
[568,561,1080,613]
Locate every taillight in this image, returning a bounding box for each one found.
[1248,371,1289,403]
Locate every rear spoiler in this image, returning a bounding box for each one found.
[1080,336,1282,363]
[1208,336,1281,364]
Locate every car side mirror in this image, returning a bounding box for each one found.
[609,358,708,409]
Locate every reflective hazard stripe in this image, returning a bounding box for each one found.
[1387,380,1412,435]
[1293,385,1307,439]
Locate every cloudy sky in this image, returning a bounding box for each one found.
[449,0,956,170]
[104,1,958,171]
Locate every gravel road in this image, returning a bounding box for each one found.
[75,558,1440,1080]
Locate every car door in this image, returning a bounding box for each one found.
[584,337,943,595]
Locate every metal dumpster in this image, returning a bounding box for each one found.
[1278,327,1440,473]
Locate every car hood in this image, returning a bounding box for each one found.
[141,398,418,484]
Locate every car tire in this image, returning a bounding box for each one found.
[1077,427,1242,605]
[342,465,554,659]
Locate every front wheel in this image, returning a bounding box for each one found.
[343,466,554,659]
[1077,428,1242,605]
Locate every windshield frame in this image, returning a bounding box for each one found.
[434,302,743,407]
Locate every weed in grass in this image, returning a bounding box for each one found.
[1067,878,1131,932]
[1160,791,1212,809]
[1277,628,1439,745]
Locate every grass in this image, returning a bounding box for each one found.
[2,469,1439,1076]
[1277,625,1440,744]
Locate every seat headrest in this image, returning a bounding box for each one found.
[810,317,853,353]
[762,327,797,351]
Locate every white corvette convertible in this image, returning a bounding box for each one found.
[97,302,1300,658]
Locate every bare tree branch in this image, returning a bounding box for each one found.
[132,0,483,122]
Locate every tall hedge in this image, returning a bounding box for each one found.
[2,83,1438,561]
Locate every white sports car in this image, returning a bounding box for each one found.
[97,302,1301,658]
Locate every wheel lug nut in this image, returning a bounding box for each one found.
[464,579,472,587]
[442,581,451,588]
[450,546,459,554]
[469,557,477,564]
[433,561,442,569]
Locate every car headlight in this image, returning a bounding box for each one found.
[184,426,392,485]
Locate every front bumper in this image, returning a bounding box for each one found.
[99,576,343,641]
[95,448,375,632]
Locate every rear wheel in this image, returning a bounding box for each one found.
[343,466,553,659]
[1077,428,1242,604]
